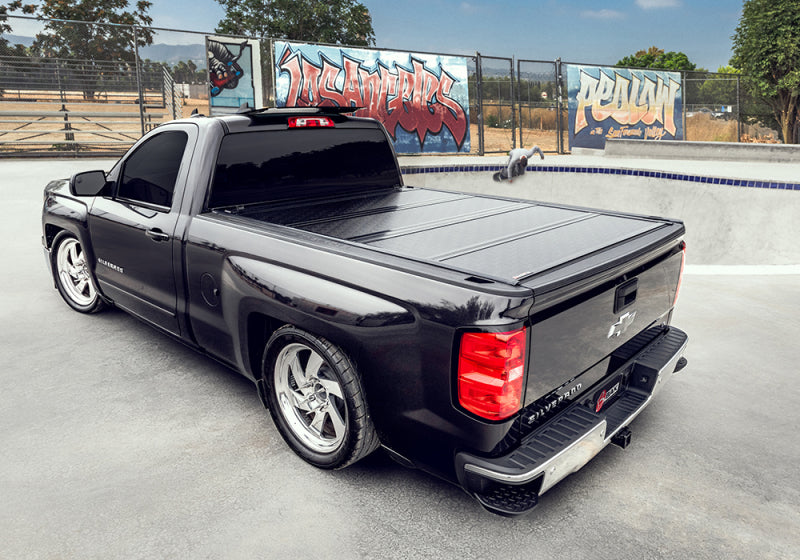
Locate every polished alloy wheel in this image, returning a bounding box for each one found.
[56,237,97,307]
[273,342,347,454]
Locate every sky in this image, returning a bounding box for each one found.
[146,0,743,71]
[7,0,743,71]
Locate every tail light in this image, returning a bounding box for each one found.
[673,241,686,306]
[457,328,527,421]
[287,116,334,128]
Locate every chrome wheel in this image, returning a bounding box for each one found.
[273,342,347,454]
[56,237,98,307]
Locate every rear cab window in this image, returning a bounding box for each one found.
[208,126,401,209]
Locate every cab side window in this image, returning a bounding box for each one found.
[118,131,188,208]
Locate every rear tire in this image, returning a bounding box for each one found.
[52,232,106,314]
[262,326,379,469]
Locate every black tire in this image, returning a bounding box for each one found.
[262,325,380,469]
[51,232,106,314]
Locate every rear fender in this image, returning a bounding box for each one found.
[223,255,416,378]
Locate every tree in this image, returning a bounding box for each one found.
[616,46,697,71]
[215,0,375,46]
[731,0,800,143]
[17,1,154,101]
[1,1,36,53]
[29,0,154,61]
[172,60,205,84]
[697,66,741,107]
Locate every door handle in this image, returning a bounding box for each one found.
[146,228,170,242]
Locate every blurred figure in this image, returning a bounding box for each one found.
[494,146,544,182]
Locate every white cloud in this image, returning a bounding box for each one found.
[459,2,480,14]
[581,9,625,20]
[635,0,681,9]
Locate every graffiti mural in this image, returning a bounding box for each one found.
[567,65,683,150]
[206,36,263,115]
[274,41,471,153]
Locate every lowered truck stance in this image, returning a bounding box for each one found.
[42,107,688,516]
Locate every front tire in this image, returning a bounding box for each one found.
[52,232,105,314]
[262,326,379,469]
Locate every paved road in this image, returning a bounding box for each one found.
[2,160,799,559]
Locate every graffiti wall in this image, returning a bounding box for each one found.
[567,65,683,150]
[206,36,263,115]
[274,41,471,153]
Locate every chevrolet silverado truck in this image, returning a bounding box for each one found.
[42,107,688,516]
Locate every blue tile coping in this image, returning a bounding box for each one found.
[399,164,800,191]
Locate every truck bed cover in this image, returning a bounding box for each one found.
[237,187,679,288]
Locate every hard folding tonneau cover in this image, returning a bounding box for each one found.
[238,187,683,292]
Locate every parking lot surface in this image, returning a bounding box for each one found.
[2,159,799,559]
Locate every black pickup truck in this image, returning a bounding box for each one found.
[42,107,688,516]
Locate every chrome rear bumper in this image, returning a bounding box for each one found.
[455,326,688,516]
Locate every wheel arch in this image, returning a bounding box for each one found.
[44,223,65,249]
[245,311,282,380]
[243,309,367,383]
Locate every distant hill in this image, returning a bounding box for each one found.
[140,43,206,67]
[1,34,206,67]
[2,34,34,47]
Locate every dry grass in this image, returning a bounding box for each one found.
[686,113,780,143]
[685,113,738,142]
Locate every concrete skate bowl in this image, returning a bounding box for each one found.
[401,149,800,267]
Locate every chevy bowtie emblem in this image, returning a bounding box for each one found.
[607,311,636,338]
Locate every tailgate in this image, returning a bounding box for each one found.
[521,242,685,407]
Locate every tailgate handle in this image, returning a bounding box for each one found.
[614,278,638,313]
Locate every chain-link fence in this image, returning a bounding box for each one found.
[474,54,515,154]
[0,16,191,155]
[517,59,564,154]
[0,14,783,156]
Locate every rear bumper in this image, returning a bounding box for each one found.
[455,326,688,516]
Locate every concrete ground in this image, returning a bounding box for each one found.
[2,160,799,559]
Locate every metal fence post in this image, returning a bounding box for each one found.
[133,25,146,136]
[476,52,484,156]
[170,67,176,119]
[56,62,66,104]
[516,58,522,149]
[62,104,73,142]
[510,56,516,149]
[736,75,742,142]
[681,71,687,141]
[555,58,563,154]
[269,38,277,106]
[161,64,167,110]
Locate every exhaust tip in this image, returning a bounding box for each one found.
[673,356,688,374]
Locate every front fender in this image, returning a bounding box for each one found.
[42,179,98,290]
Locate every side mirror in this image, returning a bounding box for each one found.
[70,170,108,197]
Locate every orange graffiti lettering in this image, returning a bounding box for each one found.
[574,69,680,136]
